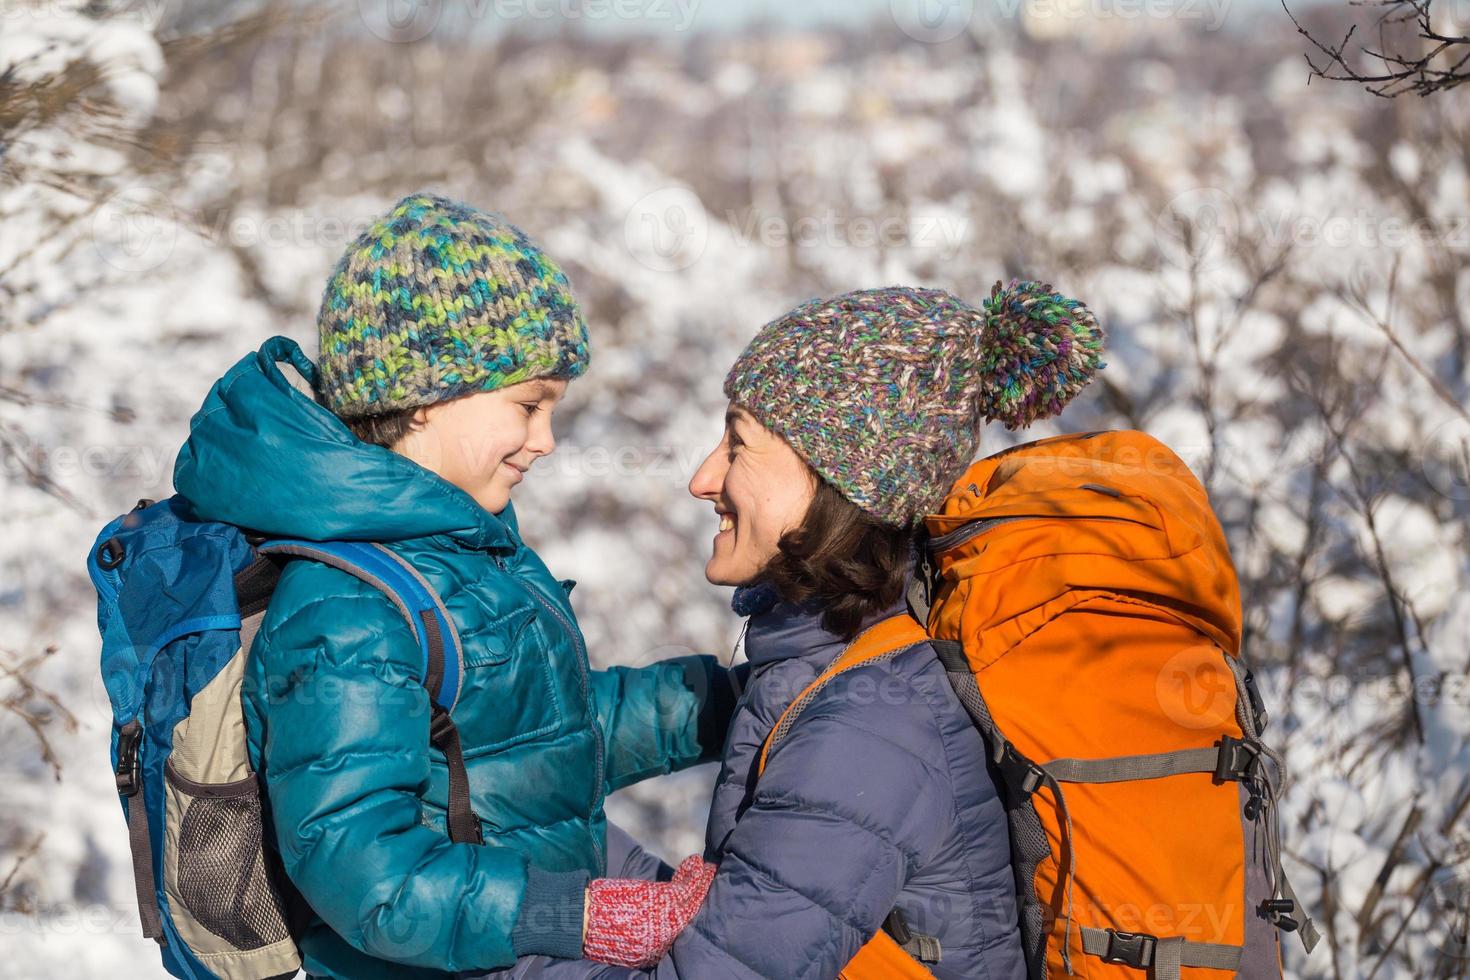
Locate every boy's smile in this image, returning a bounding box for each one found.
[392,378,568,514]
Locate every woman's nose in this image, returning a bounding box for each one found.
[688,446,726,500]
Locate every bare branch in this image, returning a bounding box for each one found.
[1284,0,1470,97]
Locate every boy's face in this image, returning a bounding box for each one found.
[393,378,568,514]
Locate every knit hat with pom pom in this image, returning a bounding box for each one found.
[723,281,1104,528]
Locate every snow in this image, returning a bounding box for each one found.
[2,6,1467,979]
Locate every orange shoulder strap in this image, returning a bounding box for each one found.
[752,612,938,979]
[757,613,931,777]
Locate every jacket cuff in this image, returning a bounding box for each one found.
[510,867,590,959]
[689,656,743,765]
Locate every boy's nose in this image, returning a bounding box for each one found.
[525,418,556,457]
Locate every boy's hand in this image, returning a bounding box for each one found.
[582,855,717,967]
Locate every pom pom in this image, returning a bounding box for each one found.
[976,278,1105,430]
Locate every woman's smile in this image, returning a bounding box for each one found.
[688,406,817,586]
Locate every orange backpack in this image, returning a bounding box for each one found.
[760,430,1319,979]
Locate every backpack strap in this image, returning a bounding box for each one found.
[1079,927,1242,980]
[253,539,483,845]
[934,636,1319,973]
[756,614,940,980]
[757,613,931,777]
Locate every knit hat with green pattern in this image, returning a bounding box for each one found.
[724,281,1105,529]
[314,193,589,419]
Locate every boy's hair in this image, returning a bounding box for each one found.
[342,408,420,450]
[761,473,914,642]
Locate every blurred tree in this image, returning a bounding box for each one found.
[1285,0,1470,97]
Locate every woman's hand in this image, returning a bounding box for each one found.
[582,855,717,967]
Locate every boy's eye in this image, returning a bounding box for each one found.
[520,402,538,417]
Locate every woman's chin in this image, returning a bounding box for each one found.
[703,556,751,587]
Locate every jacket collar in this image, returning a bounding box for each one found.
[739,584,911,669]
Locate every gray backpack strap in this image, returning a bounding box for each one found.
[1226,655,1322,954]
[932,635,1319,975]
[1080,926,1242,980]
[115,719,165,943]
[931,639,1081,975]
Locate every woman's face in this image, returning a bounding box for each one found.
[689,403,816,586]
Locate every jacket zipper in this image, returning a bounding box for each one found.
[505,555,608,871]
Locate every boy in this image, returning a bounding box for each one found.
[172,194,733,978]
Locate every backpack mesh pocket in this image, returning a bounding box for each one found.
[174,783,291,950]
[163,761,299,973]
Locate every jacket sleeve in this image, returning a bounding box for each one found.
[659,680,954,980]
[589,656,741,794]
[257,564,587,971]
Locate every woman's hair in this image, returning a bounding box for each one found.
[335,405,421,450]
[761,473,916,641]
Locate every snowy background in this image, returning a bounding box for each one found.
[2,0,1468,976]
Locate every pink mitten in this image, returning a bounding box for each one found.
[583,855,717,967]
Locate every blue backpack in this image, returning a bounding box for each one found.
[88,495,483,980]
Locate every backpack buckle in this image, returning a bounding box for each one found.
[1101,930,1157,968]
[882,909,943,965]
[429,703,456,743]
[992,740,1047,802]
[1214,735,1261,783]
[115,721,142,796]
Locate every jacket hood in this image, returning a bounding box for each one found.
[172,335,517,550]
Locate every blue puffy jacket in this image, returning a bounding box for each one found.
[486,591,1027,980]
[171,337,737,980]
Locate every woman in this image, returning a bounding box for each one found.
[494,281,1103,979]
